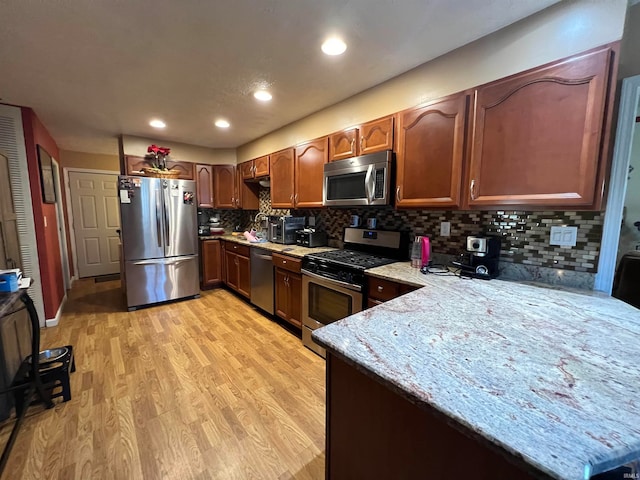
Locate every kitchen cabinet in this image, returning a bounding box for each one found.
[273,253,302,328]
[236,168,259,210]
[360,115,395,155]
[200,239,222,289]
[328,116,395,162]
[396,93,469,209]
[224,242,251,298]
[270,148,296,208]
[294,137,328,208]
[466,46,614,209]
[213,165,236,209]
[366,276,418,309]
[240,156,270,180]
[195,164,214,208]
[123,155,195,180]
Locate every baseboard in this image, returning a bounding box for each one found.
[45,293,67,327]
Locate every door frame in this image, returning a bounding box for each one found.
[52,158,71,290]
[64,167,120,280]
[595,74,640,293]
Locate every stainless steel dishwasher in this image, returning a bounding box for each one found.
[250,248,274,315]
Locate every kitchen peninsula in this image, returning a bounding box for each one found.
[313,274,640,479]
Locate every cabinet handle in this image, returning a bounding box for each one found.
[360,136,364,151]
[252,165,256,176]
[377,285,384,292]
[470,179,477,201]
[294,193,298,204]
[396,186,401,202]
[290,194,294,202]
[282,260,287,264]
[351,138,355,153]
[233,245,237,249]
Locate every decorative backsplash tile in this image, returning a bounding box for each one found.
[206,188,604,274]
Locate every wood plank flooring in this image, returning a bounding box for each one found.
[0,279,326,479]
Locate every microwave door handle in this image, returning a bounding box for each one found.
[364,165,375,204]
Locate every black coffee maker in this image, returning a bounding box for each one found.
[452,236,501,279]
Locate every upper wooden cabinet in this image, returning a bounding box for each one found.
[123,155,195,180]
[329,128,359,162]
[270,148,296,208]
[328,116,395,162]
[213,165,236,209]
[195,164,214,208]
[466,46,614,209]
[236,168,259,210]
[295,137,328,208]
[396,93,469,208]
[240,156,270,180]
[360,116,395,155]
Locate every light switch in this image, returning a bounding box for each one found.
[549,226,577,247]
[440,221,451,237]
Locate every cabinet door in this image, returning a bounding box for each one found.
[214,165,237,209]
[224,250,239,291]
[287,272,302,328]
[124,155,148,176]
[270,148,295,208]
[254,155,270,177]
[201,239,221,288]
[396,93,468,208]
[237,168,259,210]
[360,116,394,155]
[196,164,214,208]
[274,268,289,320]
[165,160,195,180]
[237,254,251,299]
[468,47,612,209]
[295,137,328,208]
[329,128,359,162]
[240,161,255,180]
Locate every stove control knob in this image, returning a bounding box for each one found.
[306,261,318,273]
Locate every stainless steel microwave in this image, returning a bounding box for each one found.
[322,150,393,207]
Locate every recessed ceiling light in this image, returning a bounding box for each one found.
[149,119,166,128]
[215,119,230,129]
[321,37,347,56]
[254,90,273,102]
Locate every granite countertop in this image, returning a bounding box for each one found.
[198,234,336,258]
[312,274,640,480]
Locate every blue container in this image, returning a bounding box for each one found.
[0,272,19,292]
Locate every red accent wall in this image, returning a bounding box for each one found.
[21,108,64,320]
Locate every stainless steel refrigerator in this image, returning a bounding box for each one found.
[118,176,199,310]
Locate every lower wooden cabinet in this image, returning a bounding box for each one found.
[273,253,302,327]
[200,239,222,289]
[366,276,418,308]
[224,242,251,298]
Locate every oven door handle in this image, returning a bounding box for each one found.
[301,269,363,292]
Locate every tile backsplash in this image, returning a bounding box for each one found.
[242,188,603,274]
[203,187,604,278]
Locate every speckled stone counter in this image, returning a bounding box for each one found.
[198,234,335,258]
[313,274,640,479]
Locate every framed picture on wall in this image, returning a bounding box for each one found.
[37,145,56,204]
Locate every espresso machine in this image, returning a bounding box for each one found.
[452,236,501,279]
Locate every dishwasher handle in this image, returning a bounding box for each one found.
[254,253,273,261]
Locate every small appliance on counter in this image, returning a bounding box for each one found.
[296,228,328,248]
[268,216,305,244]
[452,235,501,279]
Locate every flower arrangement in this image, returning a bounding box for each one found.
[145,144,172,170]
[143,144,179,177]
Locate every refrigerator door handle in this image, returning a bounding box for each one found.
[132,255,195,266]
[163,184,170,247]
[155,187,162,247]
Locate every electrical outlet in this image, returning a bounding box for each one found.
[440,221,451,237]
[549,226,577,247]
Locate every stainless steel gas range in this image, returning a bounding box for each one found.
[301,228,407,357]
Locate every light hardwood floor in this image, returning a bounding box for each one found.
[0,279,326,479]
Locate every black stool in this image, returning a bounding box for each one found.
[13,345,75,417]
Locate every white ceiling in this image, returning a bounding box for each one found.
[0,0,560,155]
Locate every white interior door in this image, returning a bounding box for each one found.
[69,171,120,278]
